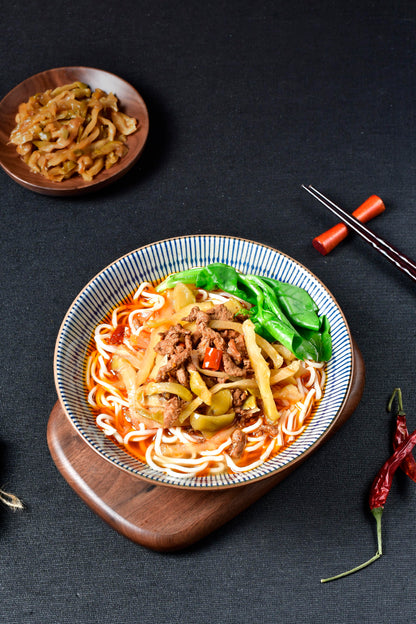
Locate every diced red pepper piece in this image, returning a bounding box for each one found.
[202,347,223,370]
[109,325,125,345]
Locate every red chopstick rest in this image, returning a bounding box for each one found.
[313,195,385,255]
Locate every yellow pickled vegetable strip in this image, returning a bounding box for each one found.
[51,81,89,96]
[111,355,152,418]
[208,389,233,415]
[255,335,284,369]
[9,81,137,183]
[111,110,138,135]
[189,370,212,405]
[223,298,245,316]
[178,397,203,424]
[134,406,164,426]
[209,320,243,332]
[272,384,302,402]
[242,319,280,423]
[109,345,143,370]
[190,411,235,433]
[111,354,136,393]
[190,357,231,379]
[135,327,165,386]
[274,343,297,363]
[172,282,196,312]
[143,381,193,402]
[242,395,259,411]
[270,361,301,385]
[149,353,164,380]
[147,301,214,328]
[209,378,258,394]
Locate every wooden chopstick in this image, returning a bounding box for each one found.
[302,185,416,283]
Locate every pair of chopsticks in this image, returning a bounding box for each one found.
[302,185,416,283]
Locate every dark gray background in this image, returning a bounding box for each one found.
[2,2,416,623]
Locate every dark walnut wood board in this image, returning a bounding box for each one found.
[47,341,364,552]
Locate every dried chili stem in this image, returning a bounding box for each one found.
[321,507,383,583]
[321,419,416,584]
[0,487,24,511]
[388,387,403,414]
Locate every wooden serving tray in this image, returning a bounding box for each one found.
[47,341,364,551]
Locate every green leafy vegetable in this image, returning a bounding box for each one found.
[156,263,332,362]
[261,276,320,331]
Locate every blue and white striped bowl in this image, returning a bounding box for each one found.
[54,235,353,489]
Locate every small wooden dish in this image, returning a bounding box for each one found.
[0,67,149,195]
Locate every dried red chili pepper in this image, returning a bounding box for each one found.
[388,388,416,482]
[202,347,223,370]
[368,431,416,509]
[321,425,416,583]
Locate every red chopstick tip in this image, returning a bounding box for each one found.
[313,195,385,255]
[312,237,329,256]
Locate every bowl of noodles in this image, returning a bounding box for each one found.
[54,235,355,489]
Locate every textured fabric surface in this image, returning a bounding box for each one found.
[2,1,416,623]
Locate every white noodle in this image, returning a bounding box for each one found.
[107,395,129,408]
[199,439,233,456]
[87,386,97,407]
[242,417,263,433]
[133,282,153,299]
[153,428,164,456]
[96,413,124,443]
[87,357,115,398]
[297,388,316,425]
[304,365,316,387]
[225,438,276,472]
[245,438,267,452]
[124,428,156,443]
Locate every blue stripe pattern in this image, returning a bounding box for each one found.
[54,235,353,489]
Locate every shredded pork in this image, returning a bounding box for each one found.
[150,303,257,459]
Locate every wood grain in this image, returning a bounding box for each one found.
[47,341,364,551]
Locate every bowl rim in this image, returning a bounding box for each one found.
[54,234,354,490]
[0,66,149,195]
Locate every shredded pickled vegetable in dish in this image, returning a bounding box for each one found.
[9,81,138,182]
[86,280,326,478]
